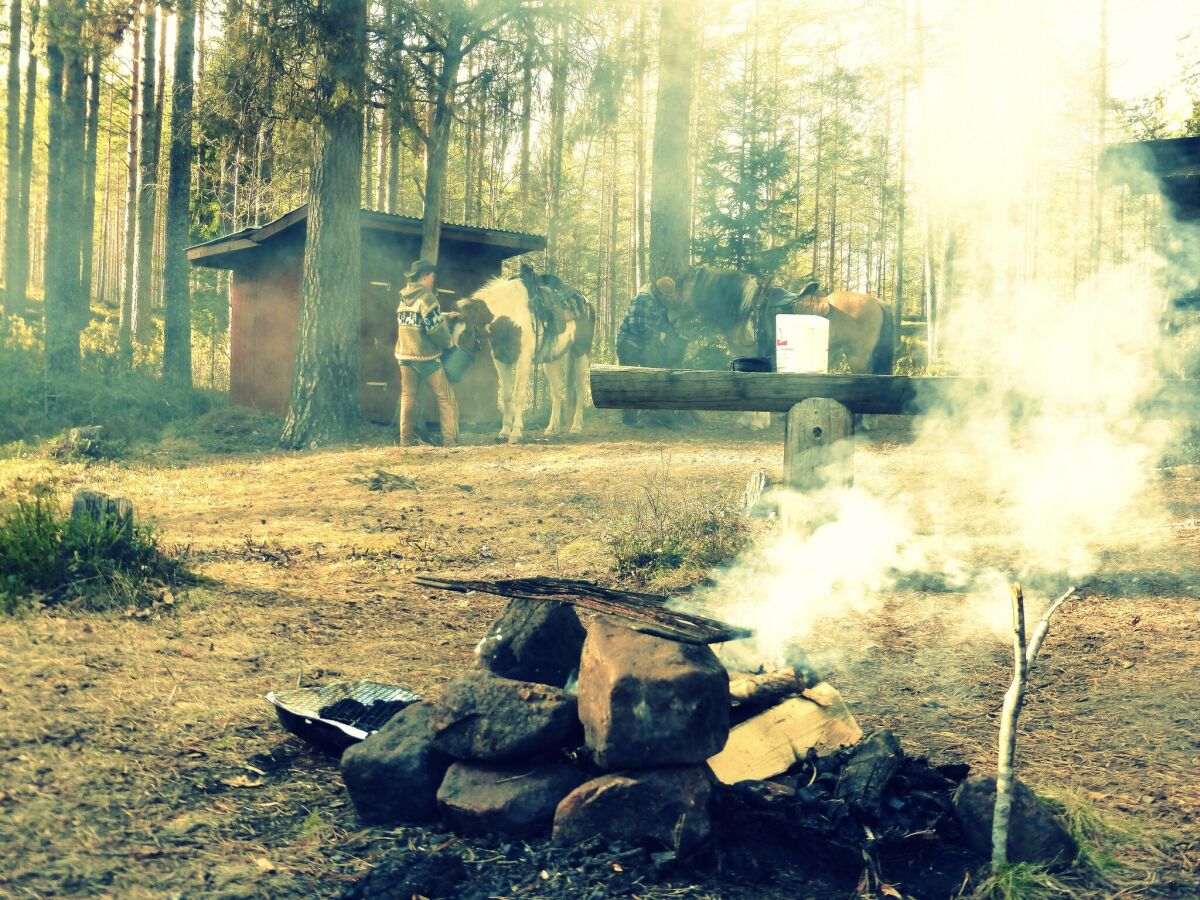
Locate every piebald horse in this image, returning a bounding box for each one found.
[461,274,595,443]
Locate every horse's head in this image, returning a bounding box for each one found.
[452,297,494,351]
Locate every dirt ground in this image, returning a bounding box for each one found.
[1,413,1197,899]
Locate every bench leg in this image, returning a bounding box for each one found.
[783,398,854,492]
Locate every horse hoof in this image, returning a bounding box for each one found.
[568,426,583,435]
[544,427,562,438]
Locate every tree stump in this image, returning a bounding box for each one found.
[783,398,853,492]
[70,490,135,533]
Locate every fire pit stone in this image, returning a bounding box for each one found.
[437,760,586,838]
[475,598,586,688]
[430,671,581,761]
[552,766,714,856]
[577,617,730,769]
[952,775,1078,869]
[340,702,452,824]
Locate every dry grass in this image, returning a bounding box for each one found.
[0,418,1197,897]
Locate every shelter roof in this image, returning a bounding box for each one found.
[1101,136,1200,221]
[187,205,546,269]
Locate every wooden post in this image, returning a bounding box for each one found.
[783,398,853,491]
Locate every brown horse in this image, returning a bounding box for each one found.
[673,266,895,374]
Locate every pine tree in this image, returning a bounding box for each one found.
[280,0,367,448]
[162,0,196,384]
[694,49,802,276]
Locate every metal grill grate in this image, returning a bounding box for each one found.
[266,681,422,751]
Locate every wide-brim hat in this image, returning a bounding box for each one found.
[406,259,437,280]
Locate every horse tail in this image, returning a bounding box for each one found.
[869,304,896,375]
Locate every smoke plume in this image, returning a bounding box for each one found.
[699,0,1196,674]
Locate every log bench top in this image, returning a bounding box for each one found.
[589,366,1200,417]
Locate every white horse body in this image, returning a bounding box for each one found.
[472,276,592,444]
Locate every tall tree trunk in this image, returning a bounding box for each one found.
[1092,0,1107,272]
[196,0,204,81]
[462,58,474,222]
[634,0,646,286]
[419,41,464,264]
[80,50,101,309]
[387,104,400,213]
[811,99,823,279]
[4,0,22,314]
[544,18,567,273]
[163,0,195,384]
[131,0,157,340]
[280,0,366,448]
[43,0,86,375]
[120,9,140,353]
[517,32,532,230]
[63,24,87,318]
[607,134,620,347]
[895,41,907,320]
[375,109,387,210]
[648,0,695,281]
[12,0,39,317]
[363,106,374,206]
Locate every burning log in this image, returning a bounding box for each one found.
[416,575,753,644]
[728,667,811,712]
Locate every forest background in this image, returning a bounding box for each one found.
[1,0,1198,446]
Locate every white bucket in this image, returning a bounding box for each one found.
[775,314,829,373]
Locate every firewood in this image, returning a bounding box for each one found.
[707,684,863,784]
[728,668,809,709]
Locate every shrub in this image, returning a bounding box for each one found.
[608,477,750,585]
[0,487,186,613]
[0,321,215,449]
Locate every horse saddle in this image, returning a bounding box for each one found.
[769,281,828,317]
[515,263,587,338]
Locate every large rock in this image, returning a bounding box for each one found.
[430,671,580,761]
[341,703,451,824]
[437,761,585,838]
[475,598,585,687]
[952,776,1078,869]
[553,767,714,856]
[577,618,729,769]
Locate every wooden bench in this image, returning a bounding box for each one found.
[589,366,1200,491]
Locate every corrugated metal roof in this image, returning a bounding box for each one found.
[187,204,545,268]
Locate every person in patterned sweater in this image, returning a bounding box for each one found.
[395,260,458,447]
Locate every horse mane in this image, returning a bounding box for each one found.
[679,266,760,331]
[473,275,530,323]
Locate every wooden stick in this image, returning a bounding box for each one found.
[991,583,1075,869]
[992,583,1028,870]
[1025,586,1076,667]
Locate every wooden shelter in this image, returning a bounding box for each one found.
[1102,136,1200,308]
[1102,136,1200,223]
[186,205,545,427]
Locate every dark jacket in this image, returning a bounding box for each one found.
[617,285,672,350]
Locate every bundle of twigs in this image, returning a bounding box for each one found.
[415,574,753,645]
